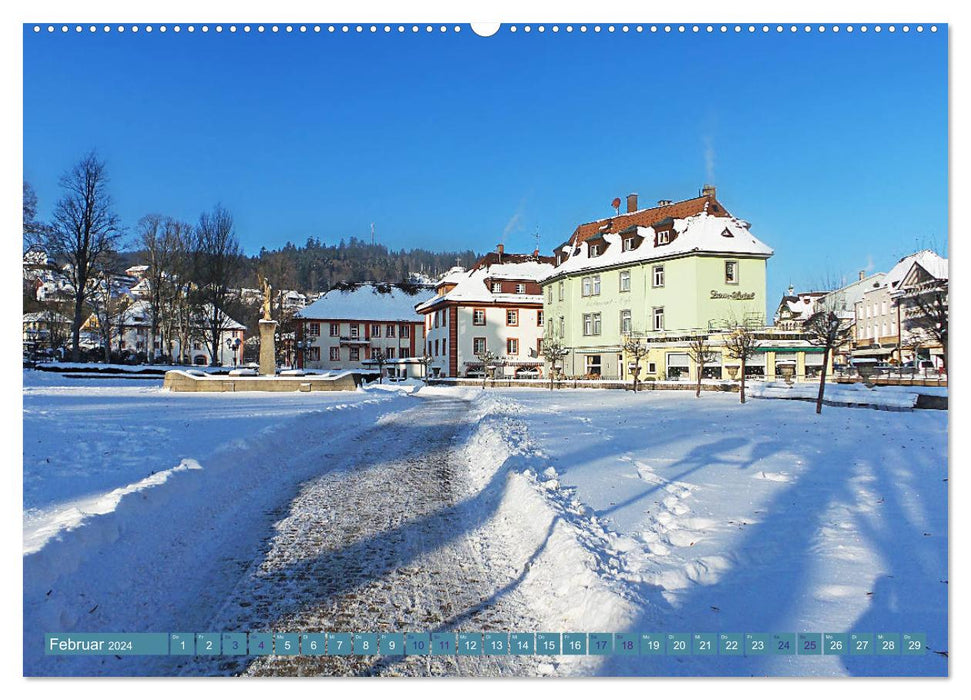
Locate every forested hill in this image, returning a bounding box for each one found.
[255,237,481,292]
[119,237,482,293]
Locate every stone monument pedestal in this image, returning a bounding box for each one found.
[259,319,278,376]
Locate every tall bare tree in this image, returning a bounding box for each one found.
[88,265,131,363]
[33,153,123,361]
[191,205,242,366]
[138,215,178,360]
[803,304,854,414]
[687,335,715,398]
[23,181,45,244]
[724,326,759,404]
[157,221,197,363]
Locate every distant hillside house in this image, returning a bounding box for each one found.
[23,311,71,354]
[80,300,246,365]
[294,282,431,378]
[416,247,555,378]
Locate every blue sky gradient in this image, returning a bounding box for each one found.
[23,24,947,298]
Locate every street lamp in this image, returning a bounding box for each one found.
[225,337,241,367]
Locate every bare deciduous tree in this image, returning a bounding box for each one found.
[162,222,198,363]
[419,353,433,384]
[191,205,242,366]
[88,266,131,363]
[687,335,715,398]
[803,303,854,414]
[476,349,500,389]
[23,181,45,243]
[371,347,386,384]
[137,215,186,361]
[541,337,569,391]
[724,326,759,404]
[896,280,948,375]
[34,153,123,361]
[623,336,649,393]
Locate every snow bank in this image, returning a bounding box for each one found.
[750,381,919,410]
[23,389,412,675]
[457,393,637,638]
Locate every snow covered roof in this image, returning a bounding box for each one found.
[295,282,432,322]
[815,273,886,317]
[416,257,554,312]
[884,250,948,291]
[23,311,70,324]
[547,212,772,280]
[566,192,730,249]
[112,299,246,331]
[436,266,469,287]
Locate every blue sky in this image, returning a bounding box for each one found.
[23,24,947,299]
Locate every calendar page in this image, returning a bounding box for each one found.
[18,0,951,685]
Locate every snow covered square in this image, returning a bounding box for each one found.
[22,373,948,677]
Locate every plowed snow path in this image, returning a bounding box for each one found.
[183,394,542,677]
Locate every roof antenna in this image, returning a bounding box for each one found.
[533,227,541,256]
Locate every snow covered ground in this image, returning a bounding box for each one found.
[478,388,948,676]
[22,374,947,677]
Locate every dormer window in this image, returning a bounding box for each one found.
[515,283,525,294]
[556,254,562,265]
[657,230,671,245]
[623,237,634,251]
[590,244,601,257]
[491,282,502,293]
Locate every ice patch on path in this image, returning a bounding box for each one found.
[23,459,203,555]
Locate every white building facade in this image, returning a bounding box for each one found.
[416,248,554,378]
[294,283,429,378]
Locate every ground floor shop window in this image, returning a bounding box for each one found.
[585,355,602,377]
[666,352,690,380]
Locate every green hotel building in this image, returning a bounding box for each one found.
[541,187,825,381]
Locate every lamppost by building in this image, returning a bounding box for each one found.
[225,337,241,367]
[295,339,312,369]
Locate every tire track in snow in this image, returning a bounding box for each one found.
[182,394,542,677]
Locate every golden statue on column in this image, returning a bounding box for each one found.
[257,274,277,376]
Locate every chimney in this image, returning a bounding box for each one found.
[702,184,717,199]
[497,243,504,261]
[626,193,638,213]
[858,270,865,281]
[532,248,539,257]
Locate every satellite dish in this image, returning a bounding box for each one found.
[611,197,622,210]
